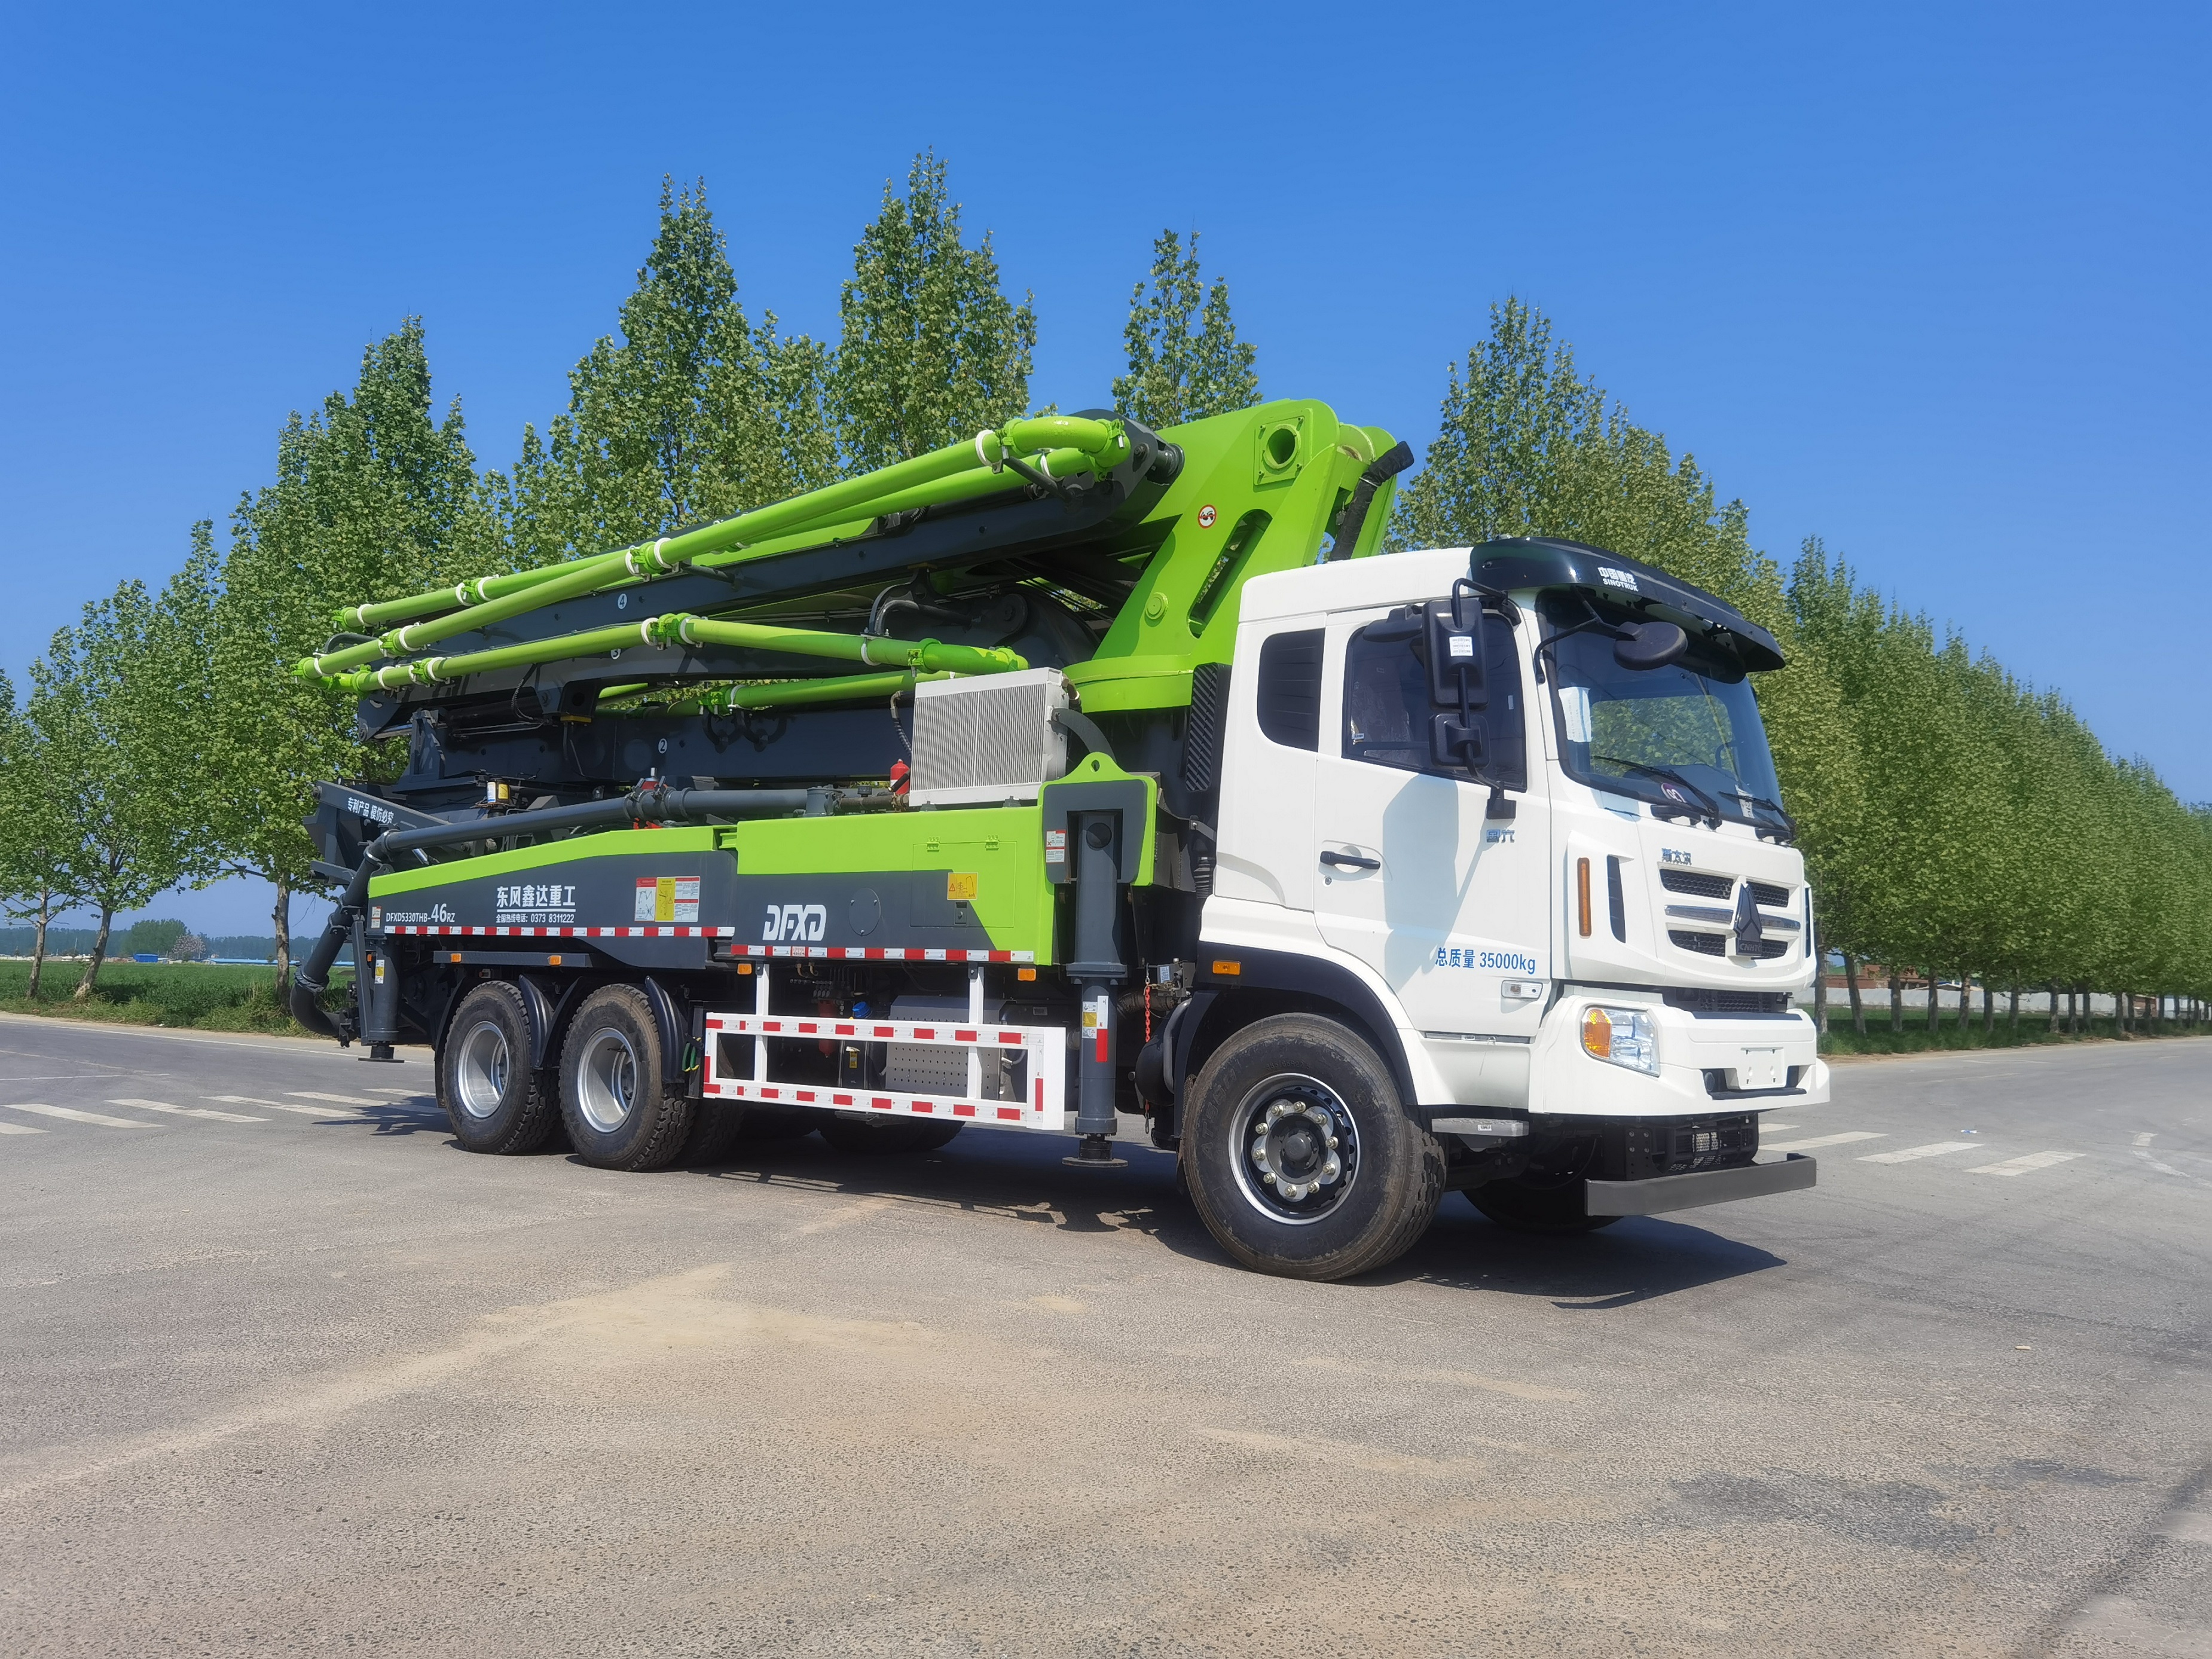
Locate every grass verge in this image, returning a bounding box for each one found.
[1814,1009,2205,1056]
[0,959,350,1035]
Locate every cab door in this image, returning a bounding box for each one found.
[1310,604,1552,1041]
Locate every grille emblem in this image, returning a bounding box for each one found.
[1731,883,1765,955]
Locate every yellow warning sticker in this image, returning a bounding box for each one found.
[946,872,978,902]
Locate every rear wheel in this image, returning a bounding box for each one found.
[558,985,693,1171]
[1182,1013,1443,1281]
[679,1099,746,1166]
[817,1113,964,1156]
[438,982,557,1154]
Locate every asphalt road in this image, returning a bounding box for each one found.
[1,1014,2207,1657]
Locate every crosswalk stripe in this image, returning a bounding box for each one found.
[1,1102,155,1129]
[0,1123,48,1135]
[1762,1132,1885,1153]
[286,1091,387,1107]
[110,1098,267,1123]
[1967,1150,2084,1177]
[1859,1141,1982,1164]
[206,1095,356,1117]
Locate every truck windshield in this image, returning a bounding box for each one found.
[1540,595,1787,832]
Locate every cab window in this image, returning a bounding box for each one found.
[1340,610,1525,788]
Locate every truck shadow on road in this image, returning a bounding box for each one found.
[688,1131,1785,1304]
[1380,1206,1788,1307]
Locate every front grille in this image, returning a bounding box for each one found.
[1749,880,1791,908]
[1660,869,1734,899]
[1670,930,1793,961]
[1664,988,1794,1015]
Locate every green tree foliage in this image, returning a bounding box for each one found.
[212,322,477,977]
[0,670,79,997]
[1113,229,1260,428]
[124,918,189,957]
[32,542,218,998]
[497,179,838,568]
[831,151,1036,471]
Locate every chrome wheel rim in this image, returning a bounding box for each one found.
[576,1026,639,1133]
[454,1019,511,1120]
[1229,1072,1359,1225]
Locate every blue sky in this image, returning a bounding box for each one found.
[2,1,2205,935]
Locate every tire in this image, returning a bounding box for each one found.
[679,1099,746,1166]
[437,981,558,1154]
[1181,1013,1443,1281]
[1464,1180,1620,1235]
[817,1113,964,1156]
[558,984,695,1171]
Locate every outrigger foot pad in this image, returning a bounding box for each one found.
[1063,1134,1128,1170]
[359,1045,402,1063]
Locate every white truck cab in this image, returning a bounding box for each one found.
[1171,536,1822,1274]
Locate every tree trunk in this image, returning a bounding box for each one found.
[1982,979,1994,1033]
[273,873,292,985]
[2008,985,2020,1029]
[73,904,115,1000]
[1926,970,1942,1035]
[1845,955,1866,1036]
[1887,968,1903,1033]
[26,891,53,1000]
[1813,936,1829,1034]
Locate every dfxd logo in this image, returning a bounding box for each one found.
[762,903,827,943]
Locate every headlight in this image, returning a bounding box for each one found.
[1580,1005,1658,1075]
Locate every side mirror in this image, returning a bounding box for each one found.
[1614,619,1689,671]
[1431,713,1487,770]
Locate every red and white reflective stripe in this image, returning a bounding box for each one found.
[378,925,1033,962]
[704,1014,1039,1050]
[701,1011,1068,1131]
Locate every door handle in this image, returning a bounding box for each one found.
[1319,850,1381,870]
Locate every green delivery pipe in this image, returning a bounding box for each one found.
[329,612,1025,692]
[305,418,1126,671]
[699,670,948,711]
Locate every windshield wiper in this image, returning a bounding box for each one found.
[1592,757,1722,827]
[1722,789,1799,844]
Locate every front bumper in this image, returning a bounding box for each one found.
[1527,991,1829,1116]
[1585,1152,1818,1217]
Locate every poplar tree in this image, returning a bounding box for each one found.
[498,179,836,567]
[831,152,1037,470]
[0,671,78,998]
[37,546,216,998]
[213,322,477,976]
[1113,229,1260,427]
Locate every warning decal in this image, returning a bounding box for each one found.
[636,876,702,924]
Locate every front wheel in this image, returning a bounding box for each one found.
[1181,1014,1443,1281]
[558,985,694,1171]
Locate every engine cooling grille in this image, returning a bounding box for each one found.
[1748,880,1791,908]
[909,670,1068,805]
[1663,988,1794,1015]
[1660,869,1734,899]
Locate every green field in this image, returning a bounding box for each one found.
[0,959,349,1035]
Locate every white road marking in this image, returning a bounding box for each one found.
[2165,1501,2212,1546]
[361,1087,425,1097]
[1967,1150,2085,1177]
[2132,1132,2156,1147]
[286,1091,386,1107]
[1,1102,155,1129]
[206,1095,355,1117]
[1858,1141,1982,1164]
[1758,1124,1798,1134]
[109,1098,266,1123]
[0,1123,48,1135]
[2066,1595,2211,1657]
[1761,1132,1886,1153]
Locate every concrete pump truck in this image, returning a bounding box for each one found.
[291,398,1823,1281]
